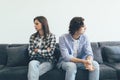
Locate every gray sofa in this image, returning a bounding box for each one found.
[0,41,120,80]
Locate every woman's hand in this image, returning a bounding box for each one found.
[47,47,51,52]
[34,49,38,53]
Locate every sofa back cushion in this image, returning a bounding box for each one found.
[102,46,120,63]
[91,43,103,64]
[54,44,61,63]
[99,41,120,62]
[0,44,7,65]
[6,44,29,67]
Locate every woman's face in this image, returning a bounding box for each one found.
[34,19,42,31]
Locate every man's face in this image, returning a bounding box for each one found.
[76,26,86,35]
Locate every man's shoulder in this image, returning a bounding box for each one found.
[59,33,72,42]
[81,34,88,39]
[80,34,90,42]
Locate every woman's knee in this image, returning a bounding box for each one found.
[28,60,40,68]
[40,62,53,70]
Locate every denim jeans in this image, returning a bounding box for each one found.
[28,60,53,80]
[57,60,99,80]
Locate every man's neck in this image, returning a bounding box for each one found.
[72,34,80,40]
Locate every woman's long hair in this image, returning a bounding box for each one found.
[34,16,50,39]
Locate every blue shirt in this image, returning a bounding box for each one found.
[59,33,93,62]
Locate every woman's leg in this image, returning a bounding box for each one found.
[38,62,53,76]
[28,60,40,80]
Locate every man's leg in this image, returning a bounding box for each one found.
[77,60,99,80]
[60,61,77,80]
[89,61,99,80]
[28,60,40,80]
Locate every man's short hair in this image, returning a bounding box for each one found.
[69,17,84,35]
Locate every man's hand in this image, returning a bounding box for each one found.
[84,60,94,71]
[83,59,91,65]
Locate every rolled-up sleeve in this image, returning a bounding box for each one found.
[59,36,73,61]
[83,36,93,59]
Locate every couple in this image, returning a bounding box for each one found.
[27,16,99,80]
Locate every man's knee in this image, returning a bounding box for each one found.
[92,61,99,70]
[62,62,77,73]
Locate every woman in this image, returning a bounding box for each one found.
[28,16,56,80]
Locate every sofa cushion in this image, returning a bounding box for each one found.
[39,69,65,80]
[6,45,29,67]
[105,63,120,80]
[0,44,7,65]
[103,46,120,63]
[91,43,103,64]
[0,66,27,80]
[0,65,4,70]
[100,64,117,80]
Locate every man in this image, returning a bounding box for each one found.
[58,17,99,80]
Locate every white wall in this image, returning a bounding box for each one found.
[0,0,120,43]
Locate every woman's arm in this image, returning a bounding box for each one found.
[37,34,56,57]
[28,34,35,56]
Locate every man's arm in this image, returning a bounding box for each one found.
[86,55,93,62]
[59,36,73,61]
[83,35,95,71]
[70,57,91,64]
[83,35,93,60]
[59,35,90,64]
[85,55,94,71]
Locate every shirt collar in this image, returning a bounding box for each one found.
[37,33,50,38]
[68,34,81,41]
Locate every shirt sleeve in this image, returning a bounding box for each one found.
[83,35,93,59]
[28,35,35,56]
[37,34,56,57]
[59,36,73,62]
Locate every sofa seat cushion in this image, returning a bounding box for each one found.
[0,66,27,80]
[105,63,120,80]
[0,44,7,65]
[0,65,4,70]
[39,68,88,80]
[39,68,65,80]
[6,45,29,67]
[76,68,88,80]
[102,46,120,63]
[100,64,117,80]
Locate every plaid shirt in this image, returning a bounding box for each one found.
[28,32,56,63]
